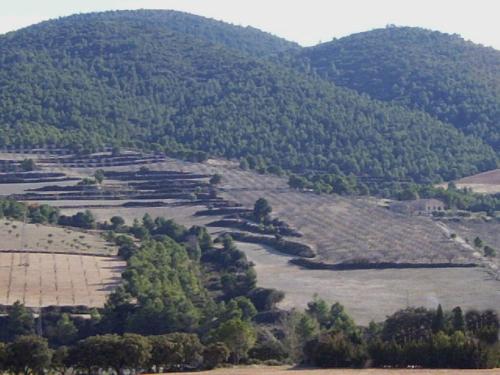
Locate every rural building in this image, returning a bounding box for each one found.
[389,198,445,215]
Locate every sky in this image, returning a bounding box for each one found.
[0,0,499,49]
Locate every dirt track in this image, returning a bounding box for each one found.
[170,365,500,374]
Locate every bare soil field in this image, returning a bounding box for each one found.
[0,219,116,256]
[237,242,500,324]
[170,365,500,374]
[0,252,125,307]
[446,168,500,193]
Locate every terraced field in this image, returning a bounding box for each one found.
[0,150,498,320]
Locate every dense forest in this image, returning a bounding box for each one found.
[0,11,498,192]
[295,27,500,150]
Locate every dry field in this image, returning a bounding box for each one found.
[0,219,116,256]
[170,365,500,374]
[154,159,477,265]
[0,251,125,307]
[0,153,498,319]
[446,168,500,193]
[237,242,499,324]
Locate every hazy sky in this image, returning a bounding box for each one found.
[1,0,499,49]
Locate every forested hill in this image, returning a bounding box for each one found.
[0,12,497,186]
[296,27,500,150]
[14,10,300,57]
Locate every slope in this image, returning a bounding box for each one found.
[0,12,496,185]
[296,26,500,150]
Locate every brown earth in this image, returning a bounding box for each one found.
[167,365,500,374]
[0,251,125,307]
[443,169,500,193]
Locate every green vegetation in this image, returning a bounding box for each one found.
[0,11,496,190]
[296,26,500,152]
[20,159,36,172]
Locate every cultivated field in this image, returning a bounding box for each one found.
[170,365,500,374]
[0,252,125,307]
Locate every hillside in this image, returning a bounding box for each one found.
[43,10,300,57]
[0,12,497,188]
[296,27,500,150]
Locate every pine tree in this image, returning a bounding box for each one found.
[451,306,465,332]
[432,304,445,333]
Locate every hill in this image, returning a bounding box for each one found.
[47,10,300,57]
[296,27,500,150]
[0,12,497,189]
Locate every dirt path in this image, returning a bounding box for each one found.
[169,365,500,374]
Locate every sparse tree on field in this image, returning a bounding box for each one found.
[110,215,125,230]
[20,159,36,172]
[253,198,272,222]
[483,245,496,257]
[209,174,222,185]
[473,236,483,248]
[94,169,105,184]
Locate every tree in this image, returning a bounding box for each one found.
[6,301,35,339]
[295,313,320,343]
[110,215,125,230]
[253,198,272,222]
[209,174,222,185]
[53,313,78,345]
[303,332,366,368]
[452,306,465,332]
[248,288,284,311]
[51,346,69,374]
[212,318,256,363]
[432,304,445,333]
[6,335,52,375]
[483,246,496,257]
[20,159,36,172]
[474,236,483,248]
[119,334,152,371]
[203,342,229,370]
[306,296,330,328]
[94,169,105,184]
[148,335,177,371]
